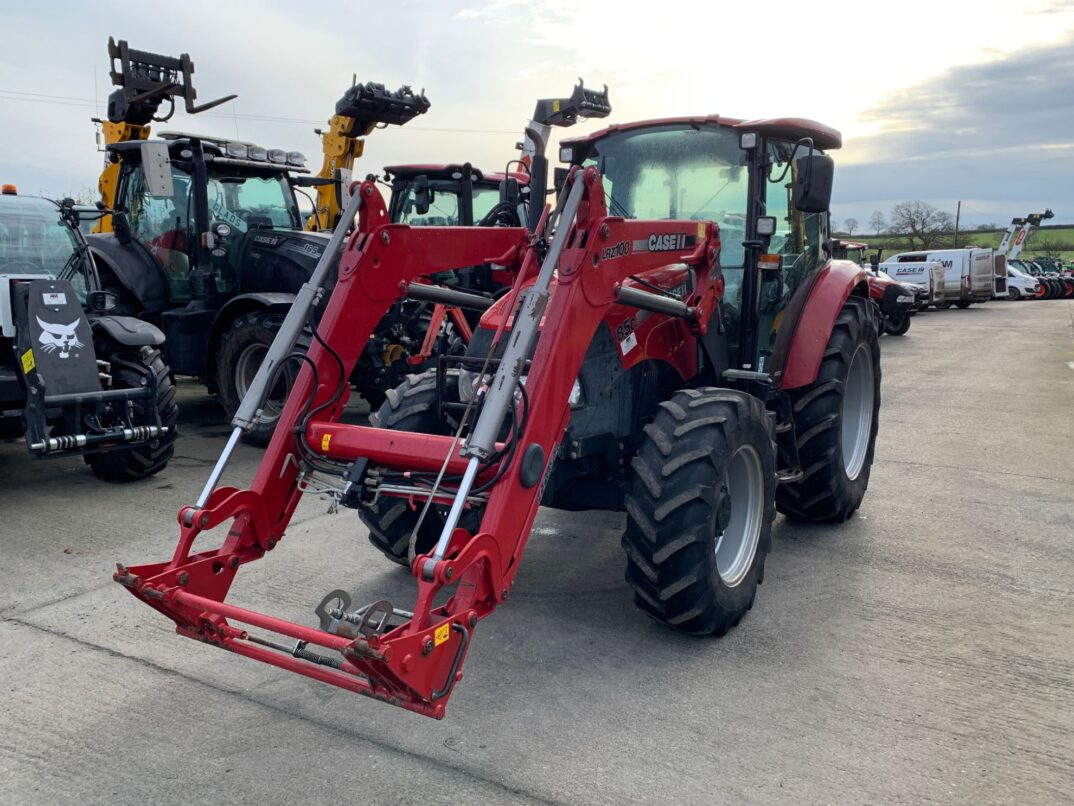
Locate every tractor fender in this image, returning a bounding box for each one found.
[205,292,295,394]
[85,233,171,313]
[90,314,165,347]
[779,259,869,390]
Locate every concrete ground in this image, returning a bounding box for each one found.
[1,299,1072,805]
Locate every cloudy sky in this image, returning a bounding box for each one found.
[2,0,1072,228]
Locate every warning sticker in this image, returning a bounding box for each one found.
[20,349,35,374]
[321,434,332,451]
[434,623,450,647]
[620,331,638,355]
[42,292,67,306]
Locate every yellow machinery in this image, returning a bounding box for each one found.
[93,37,235,231]
[305,81,430,231]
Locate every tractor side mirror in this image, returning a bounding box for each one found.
[112,211,133,245]
[413,175,432,216]
[553,167,569,195]
[140,142,174,197]
[87,289,118,313]
[793,154,834,214]
[499,177,521,206]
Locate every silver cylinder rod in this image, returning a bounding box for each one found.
[196,426,243,508]
[232,189,364,431]
[423,456,482,578]
[421,175,587,578]
[195,188,363,510]
[465,176,585,457]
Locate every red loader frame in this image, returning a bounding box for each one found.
[116,168,721,718]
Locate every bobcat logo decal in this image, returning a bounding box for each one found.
[36,316,84,358]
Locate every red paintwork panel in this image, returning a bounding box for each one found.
[780,259,869,390]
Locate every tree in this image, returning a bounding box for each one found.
[869,210,885,237]
[1032,236,1067,258]
[844,217,858,236]
[889,201,954,249]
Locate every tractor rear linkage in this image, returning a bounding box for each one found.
[115,167,721,718]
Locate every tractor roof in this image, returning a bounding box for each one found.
[384,163,528,185]
[561,115,842,151]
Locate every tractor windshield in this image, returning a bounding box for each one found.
[205,171,302,233]
[391,179,501,226]
[0,196,85,278]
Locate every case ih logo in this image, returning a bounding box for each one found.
[647,233,688,252]
[600,241,629,261]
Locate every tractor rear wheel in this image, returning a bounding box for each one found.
[215,310,300,447]
[776,295,880,523]
[622,388,775,636]
[358,368,479,566]
[85,345,178,481]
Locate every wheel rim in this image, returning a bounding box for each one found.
[841,342,875,481]
[234,343,293,422]
[714,444,764,587]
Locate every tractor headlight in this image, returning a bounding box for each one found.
[226,142,248,159]
[287,151,307,167]
[248,146,268,161]
[267,149,287,164]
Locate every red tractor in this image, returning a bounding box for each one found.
[115,113,880,719]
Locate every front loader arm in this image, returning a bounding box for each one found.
[115,169,720,718]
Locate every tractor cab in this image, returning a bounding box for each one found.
[560,116,839,381]
[385,164,527,228]
[101,134,308,302]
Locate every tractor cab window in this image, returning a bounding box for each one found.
[0,198,87,287]
[581,123,750,350]
[123,163,195,302]
[756,141,827,365]
[205,172,301,233]
[471,186,503,224]
[393,181,462,226]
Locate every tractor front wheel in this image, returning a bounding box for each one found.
[884,311,911,336]
[359,369,480,566]
[85,345,178,481]
[215,310,300,447]
[622,388,775,635]
[776,295,880,522]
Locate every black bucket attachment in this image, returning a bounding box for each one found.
[334,82,431,132]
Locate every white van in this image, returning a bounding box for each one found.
[882,248,993,308]
[878,255,946,308]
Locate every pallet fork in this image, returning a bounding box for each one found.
[115,167,720,717]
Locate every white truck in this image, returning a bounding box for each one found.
[882,248,994,309]
[878,254,946,309]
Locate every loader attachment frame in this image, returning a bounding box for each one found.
[115,168,721,718]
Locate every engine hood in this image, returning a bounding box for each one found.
[239,229,332,295]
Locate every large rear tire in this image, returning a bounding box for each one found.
[85,345,178,482]
[622,388,775,636]
[215,310,299,447]
[358,369,479,566]
[776,295,880,522]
